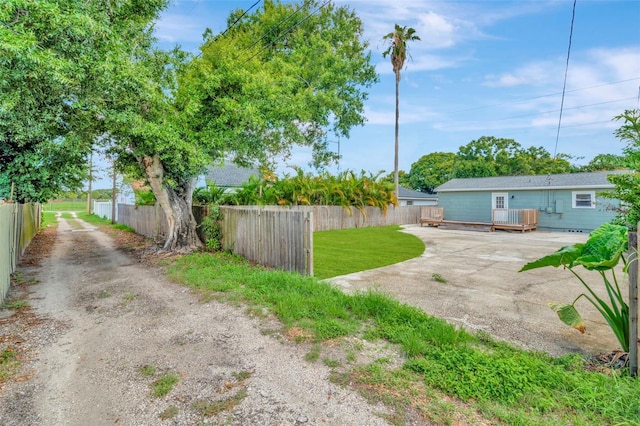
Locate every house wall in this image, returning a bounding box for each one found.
[438,188,618,232]
[438,192,491,222]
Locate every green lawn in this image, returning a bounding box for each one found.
[42,200,87,212]
[313,225,425,279]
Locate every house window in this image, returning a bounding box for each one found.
[572,191,595,209]
[406,200,414,206]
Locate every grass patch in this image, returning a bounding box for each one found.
[431,273,447,284]
[122,293,137,301]
[313,225,424,278]
[2,299,29,310]
[43,201,86,212]
[323,357,340,368]
[41,211,58,227]
[304,345,321,362]
[74,212,135,232]
[232,370,253,381]
[167,251,640,425]
[158,405,179,420]
[193,388,248,417]
[139,364,157,377]
[0,347,19,380]
[151,373,180,397]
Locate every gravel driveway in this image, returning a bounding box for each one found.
[0,217,391,425]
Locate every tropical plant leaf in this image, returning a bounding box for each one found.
[572,223,628,271]
[519,244,584,272]
[548,302,586,333]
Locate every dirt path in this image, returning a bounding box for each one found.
[0,217,390,425]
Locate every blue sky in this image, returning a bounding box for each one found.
[92,0,640,187]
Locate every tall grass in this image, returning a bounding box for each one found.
[167,252,640,425]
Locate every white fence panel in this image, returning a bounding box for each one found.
[93,201,115,221]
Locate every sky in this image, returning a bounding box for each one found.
[93,0,640,187]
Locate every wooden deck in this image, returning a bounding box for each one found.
[420,207,538,233]
[492,209,538,233]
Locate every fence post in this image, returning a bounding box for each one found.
[629,227,638,377]
[305,211,313,276]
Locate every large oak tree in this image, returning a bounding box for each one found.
[105,0,378,252]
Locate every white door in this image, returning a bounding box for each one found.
[492,192,508,222]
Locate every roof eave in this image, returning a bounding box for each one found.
[437,184,615,192]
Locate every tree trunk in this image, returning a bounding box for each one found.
[394,73,400,201]
[142,154,203,253]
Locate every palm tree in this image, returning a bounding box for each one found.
[383,24,420,200]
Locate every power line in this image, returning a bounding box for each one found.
[242,0,311,54]
[502,97,636,120]
[553,0,576,158]
[452,77,640,114]
[195,0,261,58]
[242,0,332,65]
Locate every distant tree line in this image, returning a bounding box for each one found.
[390,136,628,194]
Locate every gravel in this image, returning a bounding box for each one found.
[0,217,392,425]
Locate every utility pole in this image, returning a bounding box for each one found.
[86,151,93,214]
[111,164,117,224]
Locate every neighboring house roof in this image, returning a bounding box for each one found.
[435,170,630,193]
[397,186,438,200]
[205,164,260,187]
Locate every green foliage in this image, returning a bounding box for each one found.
[151,373,180,398]
[313,225,424,279]
[167,250,640,424]
[0,0,168,202]
[403,138,574,192]
[139,364,157,377]
[179,0,377,173]
[134,189,156,206]
[193,183,227,205]
[227,168,396,212]
[520,223,630,351]
[200,206,223,251]
[0,347,19,380]
[600,109,640,230]
[578,153,629,172]
[406,152,456,193]
[2,299,28,310]
[192,388,248,417]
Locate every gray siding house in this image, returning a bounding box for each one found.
[397,186,438,206]
[435,171,627,232]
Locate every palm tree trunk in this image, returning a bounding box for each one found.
[394,74,400,201]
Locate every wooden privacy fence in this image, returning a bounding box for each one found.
[117,204,209,242]
[236,205,422,231]
[0,202,41,304]
[117,204,424,275]
[220,207,313,275]
[219,205,423,275]
[118,204,167,241]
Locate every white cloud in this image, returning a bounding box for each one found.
[154,12,208,44]
[364,104,439,126]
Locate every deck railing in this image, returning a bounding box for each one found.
[492,209,538,231]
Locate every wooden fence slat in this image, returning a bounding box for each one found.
[629,229,638,377]
[0,203,40,304]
